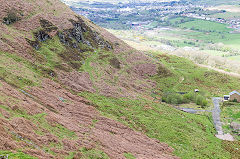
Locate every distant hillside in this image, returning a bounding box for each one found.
[62,0,180,5]
[187,0,240,6]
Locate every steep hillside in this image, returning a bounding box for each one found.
[0,0,239,159]
[0,0,177,159]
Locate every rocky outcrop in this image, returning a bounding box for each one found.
[25,19,58,50]
[58,17,112,51]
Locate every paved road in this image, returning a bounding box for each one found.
[212,97,223,135]
[212,97,234,141]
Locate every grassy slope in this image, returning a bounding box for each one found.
[78,51,240,159]
[0,23,239,159]
[80,92,229,159]
[1,0,239,158]
[150,52,240,96]
[0,35,110,158]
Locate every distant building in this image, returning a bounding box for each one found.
[229,91,240,102]
[131,22,140,26]
[223,95,230,101]
[194,89,199,92]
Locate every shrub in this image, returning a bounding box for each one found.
[196,95,204,105]
[232,99,238,103]
[109,57,121,69]
[3,10,20,25]
[183,91,195,101]
[157,64,172,77]
[202,99,208,107]
[196,95,208,107]
[162,91,208,107]
[163,92,184,104]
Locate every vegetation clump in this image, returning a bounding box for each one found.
[162,91,208,107]
[157,64,172,77]
[109,57,121,69]
[3,10,20,25]
[40,19,58,32]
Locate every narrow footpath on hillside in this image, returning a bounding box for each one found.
[212,97,234,141]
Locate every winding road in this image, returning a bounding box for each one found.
[212,97,234,141]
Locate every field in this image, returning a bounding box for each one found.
[108,14,240,77]
[178,19,232,33]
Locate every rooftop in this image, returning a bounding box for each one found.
[229,90,240,96]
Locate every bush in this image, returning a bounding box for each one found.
[162,91,208,107]
[196,95,208,107]
[196,95,204,105]
[163,92,183,104]
[183,91,195,101]
[232,99,238,103]
[3,10,20,25]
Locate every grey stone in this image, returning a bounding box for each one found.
[230,122,240,131]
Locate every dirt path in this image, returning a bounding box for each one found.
[212,97,234,141]
[197,64,240,78]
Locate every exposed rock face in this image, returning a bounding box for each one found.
[34,30,50,42]
[58,18,113,51]
[25,19,57,50]
[72,23,84,43]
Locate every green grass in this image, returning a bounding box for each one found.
[36,36,65,69]
[80,148,110,159]
[210,12,240,19]
[79,49,123,91]
[79,92,230,159]
[0,104,78,158]
[0,151,37,159]
[0,51,41,88]
[77,52,240,158]
[0,105,77,140]
[178,19,232,33]
[65,147,110,159]
[221,102,240,140]
[124,153,136,159]
[150,53,240,96]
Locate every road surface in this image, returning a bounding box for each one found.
[212,97,234,141]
